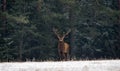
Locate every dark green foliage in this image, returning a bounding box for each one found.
[0,0,120,62]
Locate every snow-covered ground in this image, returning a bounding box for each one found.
[0,60,120,71]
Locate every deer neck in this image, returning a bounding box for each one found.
[58,40,64,50]
[59,40,64,43]
[58,40,64,46]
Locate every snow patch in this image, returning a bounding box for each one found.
[0,60,120,71]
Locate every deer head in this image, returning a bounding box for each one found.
[53,28,71,42]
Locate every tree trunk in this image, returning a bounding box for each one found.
[2,0,6,36]
[119,0,120,10]
[2,0,6,11]
[2,0,8,61]
[119,0,120,23]
[117,0,120,58]
[19,26,24,61]
[68,6,77,59]
[114,0,120,58]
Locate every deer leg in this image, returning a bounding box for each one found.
[61,52,66,61]
[58,51,63,61]
[68,53,71,60]
[64,53,68,61]
[67,51,70,60]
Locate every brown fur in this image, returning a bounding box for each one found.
[58,41,70,61]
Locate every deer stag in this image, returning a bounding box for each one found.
[53,28,71,61]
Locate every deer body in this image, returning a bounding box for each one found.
[58,42,69,53]
[53,28,71,61]
[58,40,70,61]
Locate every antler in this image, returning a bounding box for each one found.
[65,29,71,35]
[62,29,71,38]
[53,28,71,41]
[53,28,60,39]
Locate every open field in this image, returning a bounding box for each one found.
[0,60,120,71]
